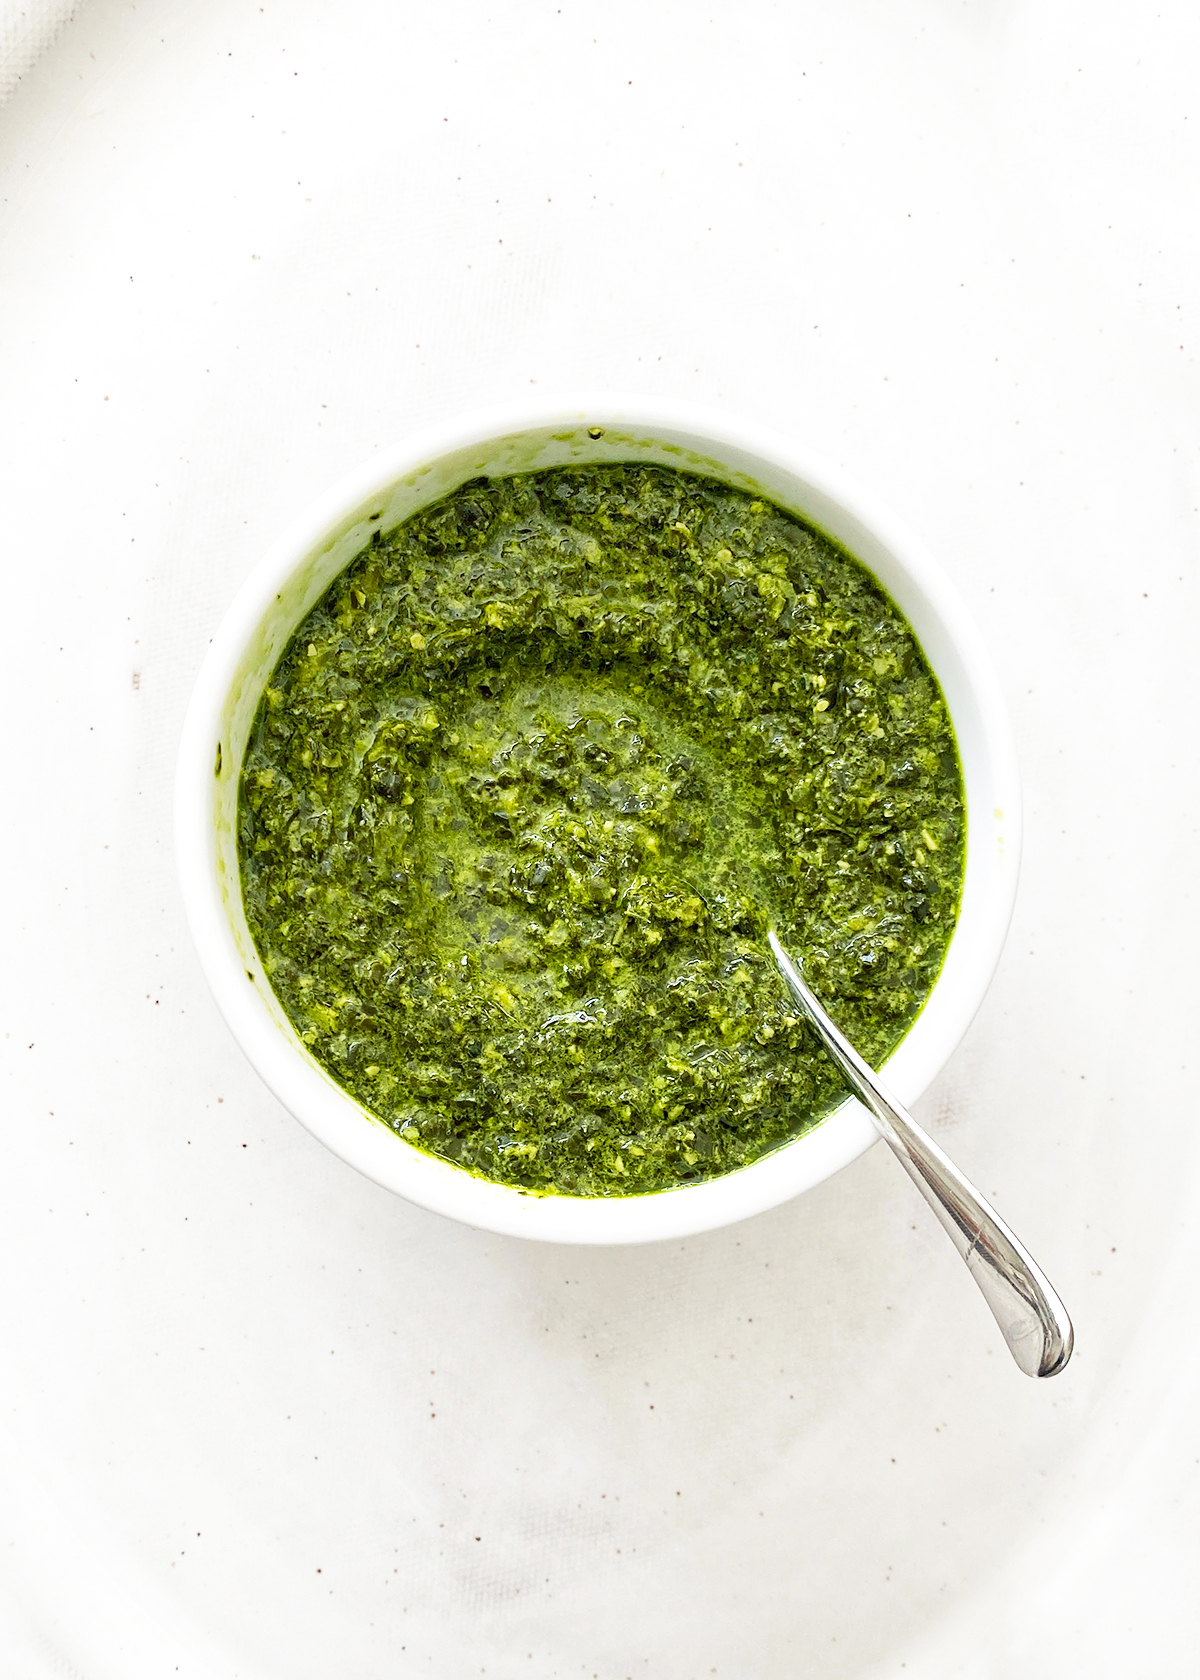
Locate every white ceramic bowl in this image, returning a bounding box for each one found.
[176,397,1020,1244]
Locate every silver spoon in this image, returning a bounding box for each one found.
[768,932,1073,1378]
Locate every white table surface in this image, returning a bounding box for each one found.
[2,2,1198,1675]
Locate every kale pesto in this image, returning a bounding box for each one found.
[239,464,964,1196]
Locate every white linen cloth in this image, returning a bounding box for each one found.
[0,0,78,103]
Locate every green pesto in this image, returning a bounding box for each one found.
[239,464,964,1197]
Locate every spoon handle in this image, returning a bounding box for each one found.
[768,934,1073,1378]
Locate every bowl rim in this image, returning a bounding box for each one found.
[175,393,1021,1244]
